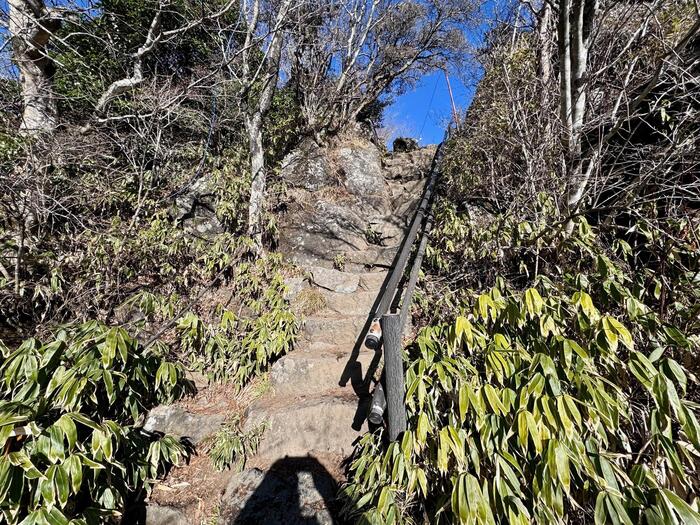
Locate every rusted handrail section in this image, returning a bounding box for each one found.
[364,138,446,441]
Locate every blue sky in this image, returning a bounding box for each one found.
[383,0,511,147]
[384,69,475,147]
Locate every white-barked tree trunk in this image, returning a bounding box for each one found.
[8,0,61,135]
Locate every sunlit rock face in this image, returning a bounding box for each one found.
[278,134,436,271]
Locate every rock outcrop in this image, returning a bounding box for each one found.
[213,136,438,522]
[392,136,419,152]
[143,405,225,445]
[172,177,226,238]
[278,135,434,271]
[336,142,388,211]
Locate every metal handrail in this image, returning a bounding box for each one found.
[365,137,447,440]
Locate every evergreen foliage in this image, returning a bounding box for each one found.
[343,215,700,524]
[0,323,191,524]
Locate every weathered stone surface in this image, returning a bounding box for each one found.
[144,405,224,444]
[280,140,334,191]
[270,348,376,396]
[336,142,388,210]
[173,177,225,238]
[358,270,388,291]
[293,199,368,249]
[280,198,371,269]
[383,144,437,181]
[389,178,427,221]
[184,370,209,392]
[283,276,309,301]
[219,464,336,525]
[146,504,189,525]
[368,217,405,246]
[277,136,434,269]
[309,266,359,294]
[322,289,377,316]
[344,246,397,268]
[245,396,363,460]
[302,316,365,343]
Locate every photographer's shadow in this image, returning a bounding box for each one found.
[226,456,347,524]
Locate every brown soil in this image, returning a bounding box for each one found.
[150,453,229,524]
[149,377,269,523]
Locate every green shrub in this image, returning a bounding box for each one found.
[203,415,264,472]
[341,217,700,524]
[0,322,191,524]
[174,253,299,385]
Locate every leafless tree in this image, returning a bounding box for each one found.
[233,0,295,251]
[287,0,476,141]
[554,0,699,226]
[94,0,238,115]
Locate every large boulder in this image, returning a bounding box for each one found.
[143,405,225,445]
[383,144,437,181]
[392,137,419,152]
[277,133,433,270]
[280,140,334,191]
[336,142,388,211]
[173,177,226,238]
[279,197,370,269]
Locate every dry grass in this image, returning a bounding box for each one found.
[315,184,355,204]
[293,287,327,316]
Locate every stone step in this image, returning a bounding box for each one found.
[219,462,338,524]
[302,316,367,343]
[244,393,366,462]
[343,246,399,268]
[358,270,389,290]
[302,266,388,293]
[321,290,377,317]
[306,266,361,294]
[269,346,379,397]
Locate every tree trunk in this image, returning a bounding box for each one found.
[558,0,600,226]
[537,1,552,85]
[8,0,60,135]
[558,0,573,148]
[565,0,598,214]
[246,113,266,249]
[244,2,289,251]
[570,0,589,145]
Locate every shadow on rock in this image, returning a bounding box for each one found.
[221,456,352,524]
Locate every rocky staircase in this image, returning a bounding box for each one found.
[218,266,386,523]
[145,139,435,525]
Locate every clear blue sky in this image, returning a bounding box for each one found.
[384,69,475,147]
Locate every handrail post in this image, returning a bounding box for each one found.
[381,313,407,441]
